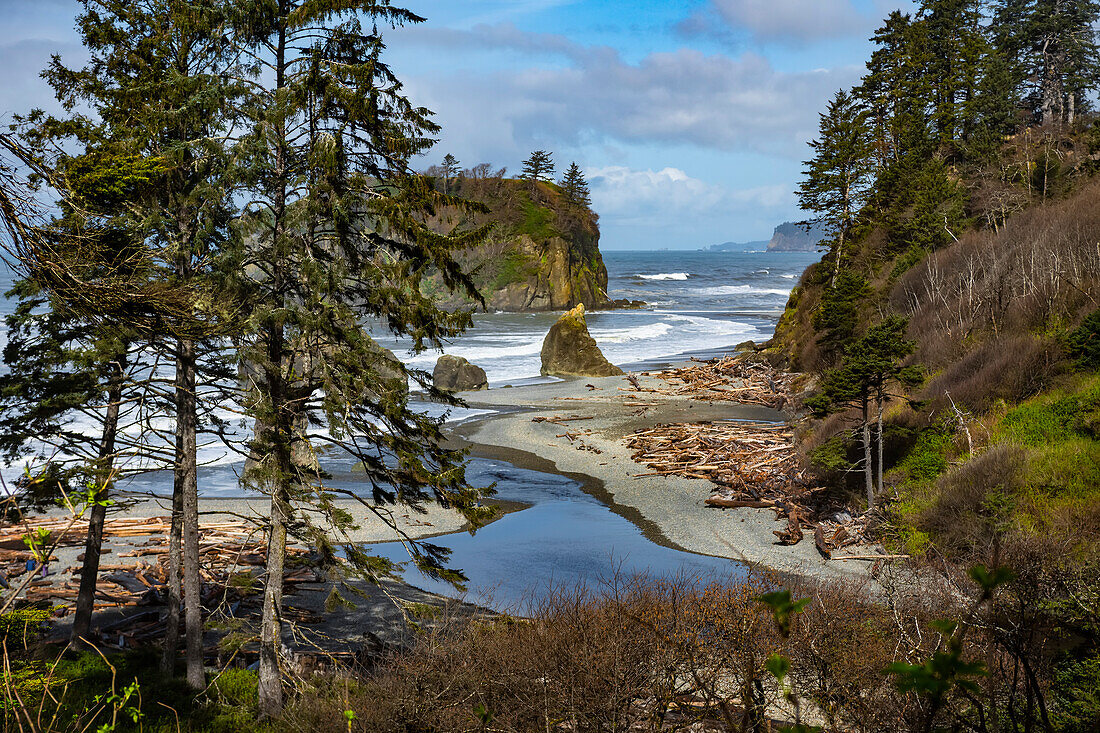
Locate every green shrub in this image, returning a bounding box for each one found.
[1067,309,1100,370]
[999,376,1100,446]
[490,250,540,290]
[516,198,558,240]
[1052,652,1100,732]
[897,429,955,483]
[213,668,259,709]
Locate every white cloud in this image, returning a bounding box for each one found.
[587,165,793,227]
[709,0,868,42]
[398,24,859,164]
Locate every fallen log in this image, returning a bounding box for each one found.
[705,497,776,509]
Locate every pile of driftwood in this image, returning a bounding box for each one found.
[626,420,870,558]
[1,515,324,645]
[642,356,793,409]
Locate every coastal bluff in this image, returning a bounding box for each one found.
[421,176,613,312]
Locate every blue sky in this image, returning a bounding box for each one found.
[0,0,915,250]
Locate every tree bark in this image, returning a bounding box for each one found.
[177,337,204,689]
[877,393,885,494]
[258,16,290,715]
[258,479,289,717]
[161,476,183,673]
[863,394,874,509]
[71,354,126,645]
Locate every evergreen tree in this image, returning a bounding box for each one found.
[41,0,238,685]
[797,89,875,282]
[920,0,988,150]
[806,317,923,507]
[521,150,555,187]
[560,162,591,207]
[225,1,494,715]
[963,43,1021,162]
[994,0,1100,126]
[441,153,459,194]
[0,145,168,647]
[812,269,870,360]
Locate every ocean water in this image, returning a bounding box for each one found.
[383,250,817,384]
[0,250,817,606]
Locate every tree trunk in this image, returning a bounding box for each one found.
[1040,37,1060,128]
[863,395,874,509]
[877,393,885,494]
[259,18,290,713]
[831,225,846,286]
[71,354,126,645]
[177,337,204,689]
[161,478,183,673]
[258,481,288,717]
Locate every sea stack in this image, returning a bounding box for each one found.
[433,355,489,392]
[540,303,624,377]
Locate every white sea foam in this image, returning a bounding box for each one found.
[589,321,673,343]
[692,285,793,297]
[781,274,797,279]
[637,272,689,280]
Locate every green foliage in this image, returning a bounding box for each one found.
[759,590,810,637]
[811,270,870,354]
[520,150,555,185]
[1066,309,1100,369]
[897,428,955,483]
[808,315,923,417]
[808,436,851,476]
[0,607,52,639]
[559,162,591,208]
[1052,652,1100,732]
[797,88,875,262]
[999,376,1100,445]
[213,668,259,709]
[490,250,540,290]
[515,197,560,240]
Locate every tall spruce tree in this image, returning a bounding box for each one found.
[560,162,591,207]
[521,150,555,187]
[797,89,875,282]
[41,0,238,686]
[920,0,988,150]
[226,0,494,715]
[441,153,459,194]
[806,317,923,507]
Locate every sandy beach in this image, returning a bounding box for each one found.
[453,369,877,584]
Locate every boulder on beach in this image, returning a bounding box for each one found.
[540,304,624,377]
[433,354,488,392]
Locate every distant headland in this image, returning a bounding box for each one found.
[702,220,829,253]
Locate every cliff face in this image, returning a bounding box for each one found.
[424,178,611,312]
[766,221,828,252]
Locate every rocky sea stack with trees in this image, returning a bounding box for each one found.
[1,0,1100,731]
[420,150,614,312]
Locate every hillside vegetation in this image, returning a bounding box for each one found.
[754,2,1100,727]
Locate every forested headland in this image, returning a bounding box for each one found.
[418,152,613,312]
